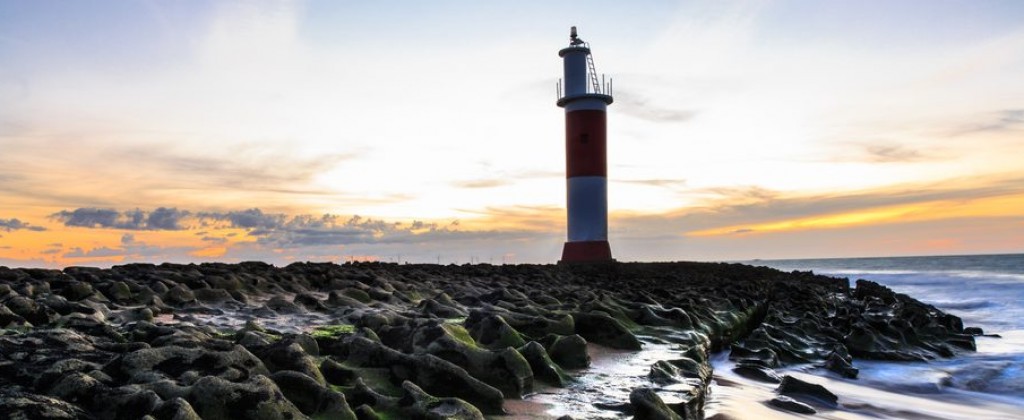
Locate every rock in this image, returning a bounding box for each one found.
[630,387,681,420]
[419,298,467,318]
[767,395,816,414]
[0,260,988,420]
[321,357,359,386]
[192,288,233,303]
[0,303,26,327]
[573,312,642,350]
[504,313,575,338]
[111,344,269,383]
[46,372,102,404]
[732,361,782,384]
[326,291,369,309]
[64,282,96,301]
[517,341,569,387]
[649,360,683,384]
[108,282,133,302]
[964,326,984,336]
[151,397,201,420]
[465,312,526,349]
[353,404,380,420]
[728,344,779,368]
[288,333,320,356]
[236,331,272,348]
[341,288,373,303]
[188,375,305,420]
[777,375,838,406]
[0,390,95,419]
[265,296,302,314]
[269,370,357,419]
[344,336,505,414]
[294,293,325,311]
[397,381,485,419]
[542,334,590,369]
[6,295,58,325]
[165,285,195,304]
[824,351,859,379]
[255,341,326,385]
[205,275,241,291]
[410,323,534,398]
[34,358,102,392]
[90,386,161,420]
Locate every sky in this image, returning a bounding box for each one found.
[1,0,1023,268]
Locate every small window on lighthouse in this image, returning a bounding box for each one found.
[580,134,589,144]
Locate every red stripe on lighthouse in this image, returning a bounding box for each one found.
[565,110,607,178]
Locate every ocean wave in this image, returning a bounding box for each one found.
[927,299,996,310]
[947,271,1024,282]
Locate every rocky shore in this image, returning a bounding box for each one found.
[0,261,980,419]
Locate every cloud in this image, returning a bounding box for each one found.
[605,175,1024,241]
[51,207,191,230]
[60,232,189,262]
[147,207,190,230]
[123,147,355,195]
[861,143,928,163]
[245,213,535,248]
[0,218,46,232]
[453,179,512,189]
[200,208,285,230]
[49,205,547,251]
[951,109,1024,136]
[613,91,697,123]
[616,178,687,188]
[63,246,123,258]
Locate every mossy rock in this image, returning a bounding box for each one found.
[342,288,373,303]
[311,324,356,339]
[572,312,642,351]
[465,313,526,350]
[441,324,479,349]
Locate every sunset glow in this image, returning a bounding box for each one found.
[2,1,1023,267]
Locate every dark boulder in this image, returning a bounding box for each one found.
[630,387,681,420]
[0,390,95,420]
[269,370,357,419]
[572,312,642,350]
[188,375,305,420]
[150,397,201,420]
[542,334,590,369]
[777,375,838,406]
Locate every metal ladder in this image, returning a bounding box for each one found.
[586,49,602,94]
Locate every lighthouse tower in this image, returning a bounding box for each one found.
[557,27,614,263]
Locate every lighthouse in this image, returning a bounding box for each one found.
[557,27,614,263]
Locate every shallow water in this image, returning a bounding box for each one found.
[507,335,698,419]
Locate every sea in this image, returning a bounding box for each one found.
[717,253,1024,419]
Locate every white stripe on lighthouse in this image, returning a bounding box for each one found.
[567,176,608,242]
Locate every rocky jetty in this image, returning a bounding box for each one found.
[0,261,976,419]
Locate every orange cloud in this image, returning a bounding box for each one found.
[687,192,1024,237]
[190,247,227,258]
